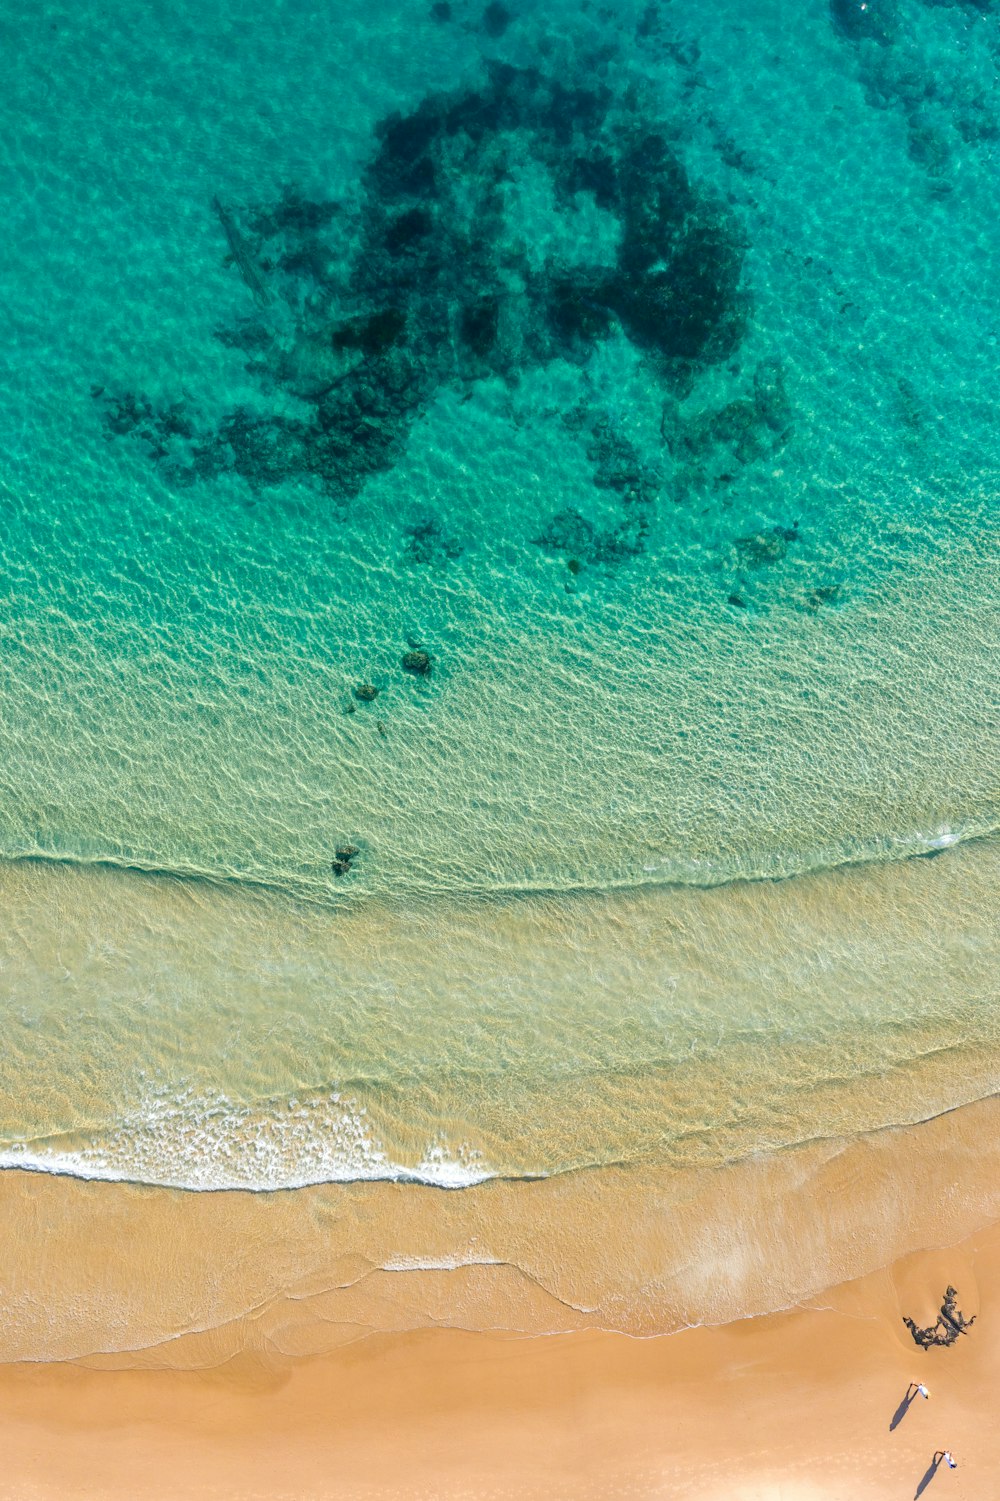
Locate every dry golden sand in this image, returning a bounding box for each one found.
[3,1096,1000,1497]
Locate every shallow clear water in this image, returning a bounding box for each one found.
[1,0,998,1199]
[2,851,1000,1193]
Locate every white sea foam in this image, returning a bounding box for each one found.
[381,1254,505,1272]
[414,1139,493,1188]
[0,1087,496,1192]
[927,830,961,850]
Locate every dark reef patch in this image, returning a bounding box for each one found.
[403,510,465,565]
[533,504,648,571]
[829,0,899,45]
[829,0,1000,180]
[98,61,750,564]
[482,1,514,38]
[658,357,793,503]
[246,185,342,240]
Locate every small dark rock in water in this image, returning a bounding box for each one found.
[483,0,513,37]
[332,843,361,876]
[567,557,582,576]
[431,0,452,17]
[728,593,747,608]
[376,720,388,738]
[402,649,432,675]
[353,683,380,702]
[735,526,796,565]
[804,583,841,611]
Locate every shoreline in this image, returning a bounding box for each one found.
[1,1075,996,1196]
[3,855,998,1495]
[6,1090,1000,1367]
[2,1214,995,1499]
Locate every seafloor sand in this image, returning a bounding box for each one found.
[6,837,1000,1198]
[2,1197,994,1499]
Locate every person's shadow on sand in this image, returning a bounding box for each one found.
[914,1453,946,1499]
[890,1385,920,1432]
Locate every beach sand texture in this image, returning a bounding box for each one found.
[2,1188,997,1499]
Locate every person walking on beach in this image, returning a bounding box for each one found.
[941,1451,957,1469]
[915,1383,929,1400]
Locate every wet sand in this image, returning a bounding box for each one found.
[1,1214,994,1499]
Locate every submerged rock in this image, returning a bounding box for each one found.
[401,648,433,675]
[735,525,798,566]
[353,683,380,702]
[332,844,361,876]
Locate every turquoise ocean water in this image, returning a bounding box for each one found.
[0,0,999,1197]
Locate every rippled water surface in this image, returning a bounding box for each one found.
[1,0,998,1200]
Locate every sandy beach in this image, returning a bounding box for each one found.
[1,1211,993,1500]
[3,1091,1000,1499]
